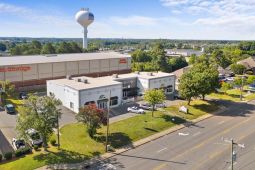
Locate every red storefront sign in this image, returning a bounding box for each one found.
[0,66,31,72]
[119,58,127,64]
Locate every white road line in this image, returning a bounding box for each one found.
[178,132,189,136]
[193,131,201,137]
[214,142,229,146]
[218,121,225,125]
[157,147,167,153]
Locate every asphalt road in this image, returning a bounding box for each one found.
[91,100,255,170]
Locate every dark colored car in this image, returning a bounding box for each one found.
[12,138,26,150]
[19,92,28,99]
[5,104,15,114]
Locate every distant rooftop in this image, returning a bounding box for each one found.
[0,52,131,66]
[115,72,175,80]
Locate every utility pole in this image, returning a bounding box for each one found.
[231,139,234,170]
[240,71,245,101]
[222,137,245,170]
[105,90,111,152]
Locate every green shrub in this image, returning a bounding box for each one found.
[0,154,2,161]
[4,152,13,160]
[50,139,56,146]
[14,146,31,157]
[33,145,39,151]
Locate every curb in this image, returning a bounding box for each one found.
[37,106,228,170]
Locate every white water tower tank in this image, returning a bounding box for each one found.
[75,8,94,49]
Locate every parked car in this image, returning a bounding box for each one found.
[12,138,26,150]
[127,106,145,114]
[225,77,235,81]
[155,102,166,108]
[139,103,152,110]
[5,104,15,114]
[19,92,28,99]
[25,129,43,146]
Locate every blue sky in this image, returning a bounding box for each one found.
[1,0,255,40]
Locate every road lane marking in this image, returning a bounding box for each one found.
[193,131,201,137]
[178,132,189,136]
[157,147,167,153]
[153,163,167,170]
[218,121,225,125]
[172,117,252,161]
[213,142,228,146]
[192,124,255,170]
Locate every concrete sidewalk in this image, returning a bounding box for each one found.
[37,105,227,170]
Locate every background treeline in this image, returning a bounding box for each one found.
[131,43,188,73]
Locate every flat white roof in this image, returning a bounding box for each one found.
[115,72,175,80]
[48,72,174,91]
[48,76,122,91]
[0,52,130,66]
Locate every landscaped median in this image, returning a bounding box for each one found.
[0,100,220,170]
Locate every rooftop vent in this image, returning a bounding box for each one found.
[66,75,72,80]
[135,71,140,75]
[112,74,118,78]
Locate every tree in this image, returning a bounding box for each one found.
[144,89,166,117]
[234,77,246,88]
[247,75,255,84]
[221,82,233,94]
[70,42,82,53]
[192,64,219,100]
[230,64,246,74]
[16,94,62,150]
[211,49,232,69]
[0,81,15,105]
[168,57,188,71]
[56,42,72,53]
[76,104,107,138]
[179,71,199,105]
[0,43,7,51]
[41,43,56,54]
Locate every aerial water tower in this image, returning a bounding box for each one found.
[75,8,94,49]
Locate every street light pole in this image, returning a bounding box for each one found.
[105,90,111,152]
[231,139,234,170]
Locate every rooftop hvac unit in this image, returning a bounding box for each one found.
[76,78,82,82]
[45,54,57,57]
[81,78,88,84]
[112,74,118,78]
[147,72,153,76]
[66,75,72,80]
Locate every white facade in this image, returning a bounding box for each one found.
[47,72,175,113]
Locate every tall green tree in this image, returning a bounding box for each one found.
[76,104,107,138]
[230,64,246,74]
[168,57,188,71]
[211,49,232,69]
[56,42,72,53]
[0,43,7,51]
[144,89,166,117]
[16,94,62,150]
[41,43,56,54]
[0,81,15,105]
[221,82,233,94]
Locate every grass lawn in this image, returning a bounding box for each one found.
[0,100,218,170]
[164,100,219,120]
[209,88,255,102]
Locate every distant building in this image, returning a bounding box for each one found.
[165,49,203,57]
[172,66,192,90]
[47,72,175,113]
[237,57,255,74]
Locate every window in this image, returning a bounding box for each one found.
[110,96,118,106]
[70,102,74,109]
[166,85,173,93]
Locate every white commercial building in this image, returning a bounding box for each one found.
[47,72,175,113]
